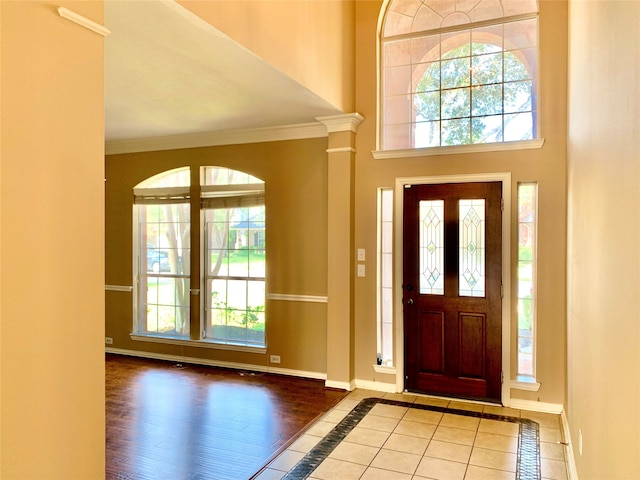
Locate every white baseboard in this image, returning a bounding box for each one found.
[325,379,355,391]
[105,347,326,380]
[561,410,580,480]
[354,378,398,393]
[509,398,564,414]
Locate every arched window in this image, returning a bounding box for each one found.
[380,0,539,150]
[132,166,266,348]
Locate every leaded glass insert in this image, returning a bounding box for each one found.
[459,199,485,297]
[419,200,444,295]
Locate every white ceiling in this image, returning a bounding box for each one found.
[104,0,342,144]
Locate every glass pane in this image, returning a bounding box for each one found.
[472,115,503,144]
[385,94,412,125]
[414,91,440,121]
[518,183,537,377]
[441,87,470,119]
[441,118,470,145]
[384,38,411,67]
[415,62,440,92]
[504,112,534,141]
[472,25,503,53]
[471,52,503,86]
[504,81,532,113]
[472,84,503,116]
[459,199,485,297]
[441,57,470,89]
[411,34,440,64]
[504,51,531,82]
[385,65,412,96]
[415,121,441,147]
[419,200,444,295]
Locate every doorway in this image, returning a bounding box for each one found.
[401,179,505,403]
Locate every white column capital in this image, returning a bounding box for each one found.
[316,113,364,134]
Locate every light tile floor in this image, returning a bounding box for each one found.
[256,390,571,480]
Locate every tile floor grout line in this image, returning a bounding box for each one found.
[279,397,542,480]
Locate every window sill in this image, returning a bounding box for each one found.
[130,334,267,354]
[511,376,541,391]
[372,138,545,160]
[373,364,396,374]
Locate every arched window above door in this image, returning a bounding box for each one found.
[380,0,539,151]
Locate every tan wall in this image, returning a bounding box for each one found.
[567,0,640,477]
[0,1,105,477]
[178,0,355,112]
[105,138,329,374]
[351,0,569,405]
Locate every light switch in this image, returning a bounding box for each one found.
[357,248,366,261]
[357,264,366,277]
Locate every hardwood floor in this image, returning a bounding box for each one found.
[106,354,348,480]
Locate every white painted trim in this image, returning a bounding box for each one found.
[511,379,541,391]
[316,113,365,133]
[58,7,111,37]
[130,334,267,354]
[393,173,512,405]
[325,379,354,391]
[105,285,133,292]
[509,398,563,414]
[266,293,328,303]
[326,147,357,154]
[354,379,397,393]
[105,122,328,155]
[372,139,545,160]
[561,410,580,480]
[106,347,326,380]
[373,364,396,375]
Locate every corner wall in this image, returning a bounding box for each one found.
[567,0,640,477]
[0,1,105,477]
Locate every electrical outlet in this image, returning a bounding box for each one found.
[357,264,365,277]
[105,337,113,345]
[270,355,281,364]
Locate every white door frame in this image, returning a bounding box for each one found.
[394,172,512,405]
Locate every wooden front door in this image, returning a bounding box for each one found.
[403,182,502,403]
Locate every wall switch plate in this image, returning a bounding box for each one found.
[357,248,366,261]
[270,355,281,364]
[357,264,365,277]
[105,337,113,345]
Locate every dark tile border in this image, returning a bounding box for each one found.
[282,397,541,480]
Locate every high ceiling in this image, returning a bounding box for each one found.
[104,1,342,147]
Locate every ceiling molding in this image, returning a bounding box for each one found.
[105,122,329,155]
[316,113,365,133]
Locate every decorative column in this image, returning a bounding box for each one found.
[317,113,364,390]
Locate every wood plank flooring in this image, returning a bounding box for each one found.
[106,354,348,480]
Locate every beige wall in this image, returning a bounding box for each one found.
[567,0,640,477]
[0,1,105,478]
[351,0,568,405]
[106,139,330,374]
[178,0,355,112]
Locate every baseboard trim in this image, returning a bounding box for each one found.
[509,398,564,414]
[105,347,326,380]
[325,380,355,391]
[354,378,397,393]
[561,410,580,480]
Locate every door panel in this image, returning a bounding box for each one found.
[403,182,502,403]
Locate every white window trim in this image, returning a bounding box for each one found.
[393,172,513,405]
[130,333,267,354]
[372,139,544,160]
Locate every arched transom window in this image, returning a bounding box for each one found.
[380,0,539,150]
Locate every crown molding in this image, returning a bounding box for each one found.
[316,113,365,133]
[105,122,328,155]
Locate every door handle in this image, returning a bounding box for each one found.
[407,298,414,305]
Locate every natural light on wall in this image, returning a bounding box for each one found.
[517,183,537,378]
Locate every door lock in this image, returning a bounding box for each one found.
[407,298,414,305]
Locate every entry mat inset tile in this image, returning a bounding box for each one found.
[282,397,541,480]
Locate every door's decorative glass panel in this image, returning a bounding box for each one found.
[459,199,486,297]
[419,200,444,295]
